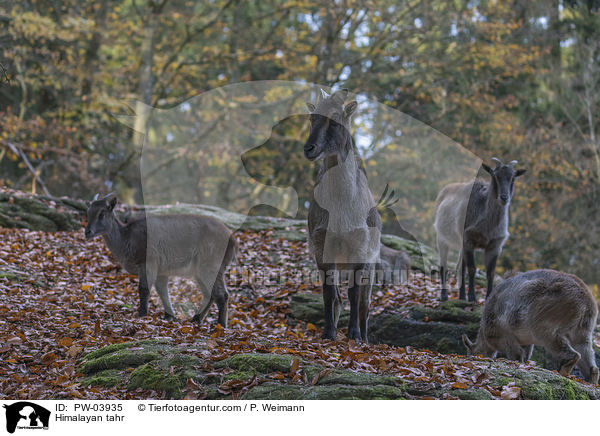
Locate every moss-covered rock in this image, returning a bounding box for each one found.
[214,353,296,374]
[289,293,331,326]
[0,192,84,231]
[127,362,191,398]
[487,364,598,400]
[368,310,480,355]
[80,369,124,388]
[242,383,408,400]
[79,339,171,374]
[78,339,600,400]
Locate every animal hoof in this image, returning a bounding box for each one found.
[191,314,203,324]
[164,312,175,321]
[138,308,148,317]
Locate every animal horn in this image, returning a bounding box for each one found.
[93,193,99,201]
[102,192,115,200]
[509,160,518,166]
[320,89,330,100]
[491,157,502,166]
[462,334,474,349]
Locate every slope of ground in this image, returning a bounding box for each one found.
[1,189,598,399]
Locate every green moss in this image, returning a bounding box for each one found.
[79,339,172,374]
[557,378,590,400]
[521,382,555,400]
[289,293,349,327]
[0,196,80,231]
[302,366,398,386]
[80,369,125,388]
[242,382,407,400]
[490,365,596,400]
[0,270,20,280]
[81,349,161,374]
[496,376,515,386]
[410,302,481,325]
[82,342,133,362]
[451,388,493,400]
[127,363,186,398]
[215,353,296,374]
[223,371,256,381]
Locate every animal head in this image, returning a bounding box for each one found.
[85,193,117,239]
[462,333,493,357]
[481,158,526,206]
[303,88,358,161]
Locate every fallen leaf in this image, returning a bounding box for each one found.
[501,385,521,400]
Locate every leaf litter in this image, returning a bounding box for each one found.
[0,227,591,399]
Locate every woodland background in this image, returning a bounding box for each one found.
[1,0,599,292]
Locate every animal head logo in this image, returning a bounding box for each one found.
[3,402,50,434]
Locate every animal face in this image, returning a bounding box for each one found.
[462,333,493,357]
[482,160,526,206]
[304,89,357,161]
[85,197,117,239]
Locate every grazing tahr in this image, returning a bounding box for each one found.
[462,269,599,384]
[304,89,382,342]
[84,194,237,326]
[434,158,525,301]
[378,244,411,285]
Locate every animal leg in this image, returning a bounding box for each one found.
[347,282,360,340]
[138,264,156,317]
[212,274,230,328]
[437,241,449,301]
[546,336,581,378]
[321,282,339,341]
[358,271,373,343]
[484,247,500,299]
[464,248,476,302]
[573,340,599,384]
[458,253,466,300]
[155,275,176,320]
[191,277,214,325]
[333,286,342,327]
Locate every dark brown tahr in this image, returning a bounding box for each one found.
[304,89,382,342]
[462,269,599,384]
[434,157,526,301]
[85,194,237,326]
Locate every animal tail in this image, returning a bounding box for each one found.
[228,233,239,264]
[218,232,238,275]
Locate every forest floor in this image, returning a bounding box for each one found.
[1,225,599,400]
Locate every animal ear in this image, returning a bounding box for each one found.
[482,163,493,175]
[344,101,358,118]
[462,334,474,352]
[108,197,117,211]
[306,102,316,113]
[515,169,526,177]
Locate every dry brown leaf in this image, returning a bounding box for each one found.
[501,385,521,400]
